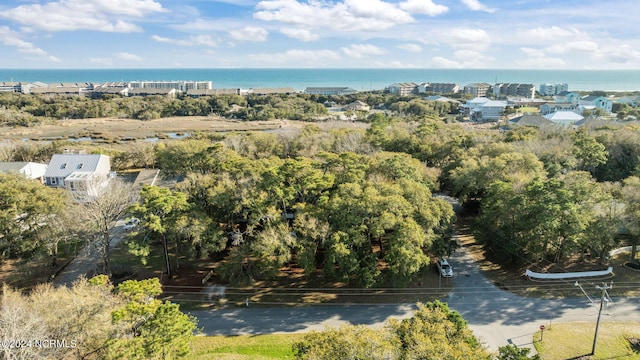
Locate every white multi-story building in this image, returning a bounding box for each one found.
[128,81,212,92]
[539,83,569,96]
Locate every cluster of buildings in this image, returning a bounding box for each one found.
[385,81,537,99]
[0,80,366,99]
[0,152,113,201]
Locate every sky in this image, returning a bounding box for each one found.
[0,0,639,69]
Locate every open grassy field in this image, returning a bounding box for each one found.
[0,116,289,141]
[534,322,640,359]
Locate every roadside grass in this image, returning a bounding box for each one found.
[186,334,303,360]
[534,322,640,360]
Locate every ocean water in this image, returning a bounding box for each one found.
[1,68,639,92]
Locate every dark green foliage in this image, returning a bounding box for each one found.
[294,301,489,360]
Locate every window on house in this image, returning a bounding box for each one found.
[77,163,83,169]
[51,177,57,185]
[60,163,66,169]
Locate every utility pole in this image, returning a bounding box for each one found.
[591,282,612,356]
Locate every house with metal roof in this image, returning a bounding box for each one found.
[44,154,111,200]
[509,114,555,127]
[0,162,48,182]
[579,95,613,113]
[544,111,584,127]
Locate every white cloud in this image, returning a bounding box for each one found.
[229,26,268,42]
[0,0,165,33]
[432,28,491,51]
[516,47,566,68]
[429,57,463,68]
[460,0,496,13]
[341,44,386,58]
[516,26,588,43]
[115,52,143,62]
[0,26,59,62]
[254,0,414,32]
[397,43,422,52]
[602,44,640,65]
[545,40,599,54]
[249,49,341,65]
[399,0,448,16]
[280,28,319,42]
[152,34,219,47]
[89,57,114,66]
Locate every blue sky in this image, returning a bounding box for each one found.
[0,0,638,69]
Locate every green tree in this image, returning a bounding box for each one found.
[389,301,488,360]
[571,128,608,175]
[293,301,489,360]
[497,344,540,360]
[109,278,198,359]
[131,186,189,277]
[0,173,69,261]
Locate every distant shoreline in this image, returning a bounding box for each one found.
[2,68,639,92]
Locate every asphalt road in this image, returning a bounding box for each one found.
[192,244,640,353]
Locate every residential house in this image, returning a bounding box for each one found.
[539,83,569,96]
[0,162,48,182]
[0,82,24,92]
[615,95,640,106]
[544,111,584,127]
[479,100,508,121]
[424,95,460,105]
[579,95,613,113]
[186,88,241,97]
[44,154,112,200]
[127,88,178,98]
[508,114,555,127]
[90,86,129,98]
[304,87,358,96]
[247,88,297,96]
[464,97,490,112]
[386,83,419,96]
[343,100,370,112]
[554,91,580,104]
[463,83,491,98]
[29,86,85,97]
[540,102,579,115]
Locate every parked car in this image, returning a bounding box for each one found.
[437,259,453,277]
[123,217,139,230]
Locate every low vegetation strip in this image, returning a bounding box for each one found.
[534,322,640,360]
[187,334,303,360]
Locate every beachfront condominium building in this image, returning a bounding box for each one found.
[418,82,460,94]
[128,80,212,92]
[539,83,569,96]
[303,87,358,96]
[386,82,419,96]
[491,83,536,99]
[463,83,491,98]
